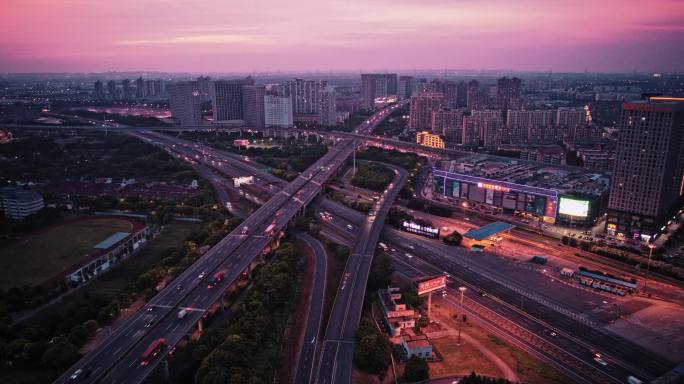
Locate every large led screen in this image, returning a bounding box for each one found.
[558,197,589,217]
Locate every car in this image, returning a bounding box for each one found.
[594,356,607,366]
[405,253,413,258]
[390,248,396,252]
[198,272,206,279]
[441,290,447,297]
[479,291,488,297]
[145,320,155,328]
[346,224,353,230]
[407,245,415,250]
[147,307,154,312]
[176,284,183,291]
[70,369,83,380]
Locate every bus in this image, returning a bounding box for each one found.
[577,267,637,295]
[140,338,166,366]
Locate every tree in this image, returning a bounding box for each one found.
[443,230,463,246]
[404,355,429,382]
[41,341,76,369]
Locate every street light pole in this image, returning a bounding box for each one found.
[457,286,466,346]
[644,243,655,295]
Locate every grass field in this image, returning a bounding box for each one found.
[0,217,134,289]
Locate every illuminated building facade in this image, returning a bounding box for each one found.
[416,131,445,148]
[606,98,684,240]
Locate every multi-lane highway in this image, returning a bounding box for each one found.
[314,165,407,384]
[54,139,354,384]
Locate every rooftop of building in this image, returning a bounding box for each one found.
[0,187,43,203]
[94,232,131,250]
[435,154,610,197]
[625,97,684,110]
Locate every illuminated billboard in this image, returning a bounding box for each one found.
[558,197,589,217]
[401,221,440,239]
[417,276,447,295]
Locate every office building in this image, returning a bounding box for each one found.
[242,85,266,128]
[0,187,44,220]
[168,81,202,126]
[497,77,522,110]
[606,98,684,239]
[409,92,443,131]
[361,73,398,108]
[467,80,479,110]
[398,76,414,100]
[264,94,293,127]
[319,86,337,127]
[211,77,254,122]
[431,108,465,143]
[416,131,445,149]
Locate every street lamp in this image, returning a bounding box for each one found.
[457,286,466,346]
[644,243,656,295]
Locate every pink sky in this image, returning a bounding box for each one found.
[1,0,683,73]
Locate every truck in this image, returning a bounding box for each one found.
[264,221,276,236]
[207,271,226,289]
[531,256,548,265]
[140,338,166,366]
[177,309,189,319]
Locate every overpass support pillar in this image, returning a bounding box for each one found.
[197,319,204,334]
[161,359,170,382]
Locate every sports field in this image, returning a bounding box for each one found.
[0,217,134,289]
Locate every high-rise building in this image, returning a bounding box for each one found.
[281,78,326,121]
[211,77,254,122]
[107,80,118,100]
[264,95,293,127]
[144,80,156,98]
[462,110,503,149]
[504,109,555,143]
[456,81,468,108]
[135,77,144,98]
[606,98,684,239]
[319,86,337,127]
[496,77,522,110]
[93,80,105,100]
[242,85,266,128]
[416,131,445,148]
[398,76,414,100]
[431,108,465,143]
[466,80,479,110]
[556,107,587,127]
[429,80,458,108]
[197,76,211,102]
[409,92,444,131]
[122,79,133,100]
[153,79,166,97]
[168,81,203,126]
[361,73,398,108]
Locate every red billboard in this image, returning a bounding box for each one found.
[417,276,447,295]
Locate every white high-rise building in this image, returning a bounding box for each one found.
[264,95,293,127]
[319,86,337,127]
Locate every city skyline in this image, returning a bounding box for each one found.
[2,0,684,73]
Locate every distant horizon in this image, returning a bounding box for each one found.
[2,0,683,74]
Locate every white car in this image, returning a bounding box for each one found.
[198,272,206,279]
[405,253,413,258]
[70,369,83,380]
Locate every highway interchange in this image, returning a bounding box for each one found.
[48,101,678,384]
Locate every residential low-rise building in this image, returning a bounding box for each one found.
[0,187,44,219]
[416,131,445,149]
[377,286,417,336]
[400,335,433,360]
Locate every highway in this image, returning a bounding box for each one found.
[293,232,329,384]
[315,198,673,383]
[135,130,669,383]
[135,128,672,383]
[314,165,407,384]
[54,138,355,384]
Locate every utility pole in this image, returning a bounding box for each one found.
[644,243,655,295]
[352,144,356,176]
[458,286,466,346]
